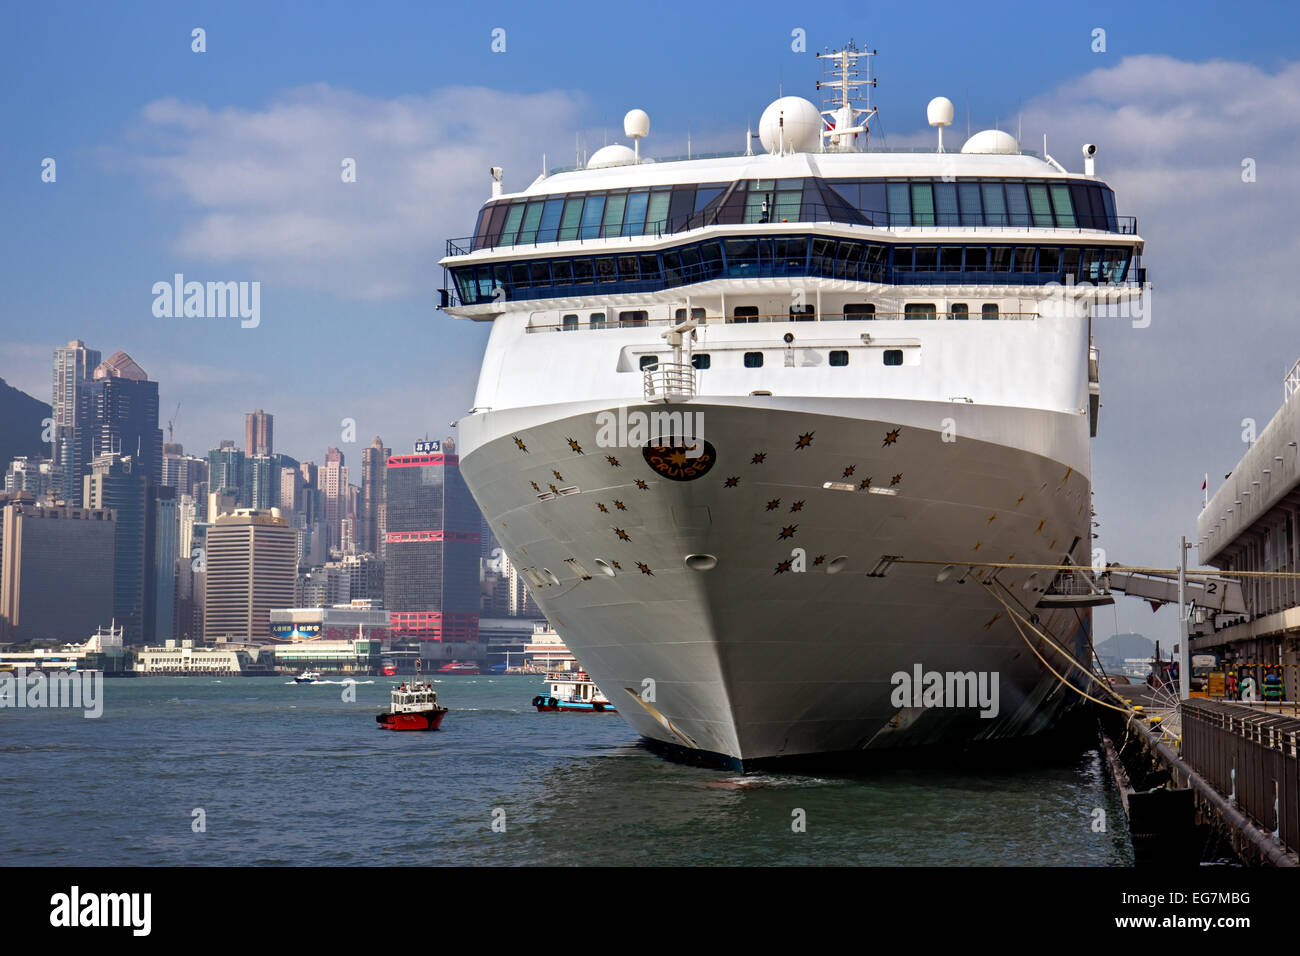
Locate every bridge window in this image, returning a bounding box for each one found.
[561,314,579,331]
[950,303,969,320]
[499,202,525,245]
[965,246,987,271]
[1049,185,1075,228]
[602,192,627,238]
[1038,247,1061,273]
[829,350,849,367]
[579,195,605,239]
[691,353,711,370]
[617,256,639,281]
[904,303,937,320]
[595,257,616,283]
[646,190,671,235]
[559,197,584,241]
[551,259,573,284]
[623,190,650,237]
[572,257,594,283]
[744,351,764,368]
[1015,247,1036,272]
[982,304,999,320]
[517,201,545,244]
[883,349,903,366]
[640,255,661,281]
[989,247,1013,272]
[1027,184,1053,227]
[981,183,1007,227]
[844,303,875,320]
[1061,247,1082,279]
[940,246,963,272]
[911,182,935,226]
[914,246,938,271]
[893,246,913,271]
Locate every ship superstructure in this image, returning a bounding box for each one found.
[437,44,1145,767]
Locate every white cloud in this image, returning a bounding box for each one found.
[128,84,588,301]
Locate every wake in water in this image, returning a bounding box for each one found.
[282,679,376,686]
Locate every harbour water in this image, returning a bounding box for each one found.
[0,676,1133,865]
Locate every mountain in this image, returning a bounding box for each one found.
[1095,632,1156,660]
[0,378,53,470]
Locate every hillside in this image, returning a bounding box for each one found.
[0,378,53,469]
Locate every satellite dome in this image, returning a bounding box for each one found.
[960,129,1020,154]
[587,144,637,168]
[758,96,822,154]
[926,97,955,127]
[623,109,650,139]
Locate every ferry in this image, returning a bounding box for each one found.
[380,660,399,677]
[376,678,448,731]
[294,669,322,684]
[437,660,480,675]
[438,42,1145,767]
[533,671,618,713]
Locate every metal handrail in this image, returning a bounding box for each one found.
[526,310,1040,332]
[644,363,696,402]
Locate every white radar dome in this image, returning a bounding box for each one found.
[587,144,637,168]
[624,109,650,139]
[758,96,822,154]
[961,129,1021,154]
[927,97,955,127]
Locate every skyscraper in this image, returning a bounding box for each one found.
[244,409,273,458]
[52,339,101,506]
[383,441,480,643]
[77,352,163,491]
[145,485,178,644]
[83,453,148,641]
[322,447,347,551]
[207,441,247,506]
[360,437,390,557]
[203,509,297,643]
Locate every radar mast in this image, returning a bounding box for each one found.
[816,42,878,152]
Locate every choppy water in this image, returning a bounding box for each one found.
[0,676,1132,865]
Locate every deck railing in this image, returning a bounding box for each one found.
[644,363,696,403]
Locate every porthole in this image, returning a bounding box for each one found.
[684,553,718,571]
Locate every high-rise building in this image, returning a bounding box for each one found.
[83,453,148,642]
[383,442,480,643]
[360,437,390,556]
[244,409,273,458]
[77,352,163,491]
[0,500,116,641]
[162,446,208,500]
[203,509,297,643]
[207,441,246,505]
[4,456,65,502]
[52,339,102,506]
[145,485,178,644]
[322,447,347,551]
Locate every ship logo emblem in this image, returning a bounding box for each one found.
[641,437,717,481]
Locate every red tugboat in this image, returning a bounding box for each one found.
[376,672,447,731]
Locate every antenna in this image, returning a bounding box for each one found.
[815,41,878,152]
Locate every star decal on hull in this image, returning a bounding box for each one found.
[552,470,564,481]
[795,432,815,450]
[882,428,901,447]
[724,476,740,488]
[890,473,902,486]
[636,562,653,576]
[566,438,584,454]
[548,484,559,494]
[610,560,622,570]
[774,559,793,574]
[813,555,825,566]
[606,456,621,467]
[859,478,872,490]
[790,500,804,512]
[614,528,631,542]
[751,453,766,464]
[529,481,540,492]
[778,525,798,540]
[613,500,626,511]
[843,465,856,477]
[634,479,649,490]
[765,499,781,511]
[596,503,608,513]
[513,436,529,453]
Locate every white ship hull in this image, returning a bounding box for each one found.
[460,397,1094,766]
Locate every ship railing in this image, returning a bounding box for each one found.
[525,310,1040,332]
[644,363,696,403]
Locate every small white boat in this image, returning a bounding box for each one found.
[294,669,322,684]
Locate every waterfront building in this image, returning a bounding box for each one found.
[0,501,116,642]
[1197,360,1300,700]
[134,638,276,675]
[83,453,147,642]
[203,508,297,643]
[383,441,480,643]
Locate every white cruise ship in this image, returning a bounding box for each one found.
[439,45,1145,768]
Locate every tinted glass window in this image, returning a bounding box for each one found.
[538,199,564,242]
[1027,184,1053,227]
[559,197,584,241]
[860,182,888,223]
[883,349,903,366]
[1004,183,1030,226]
[940,247,963,272]
[639,355,658,369]
[733,306,759,324]
[914,246,938,271]
[691,353,711,370]
[982,304,999,320]
[829,350,849,367]
[601,193,627,237]
[887,182,911,226]
[595,257,616,282]
[1061,247,1082,279]
[951,303,969,320]
[981,183,1006,226]
[579,195,604,239]
[623,191,649,236]
[572,258,594,283]
[965,246,987,271]
[1049,184,1075,228]
[499,202,525,245]
[911,182,935,226]
[639,255,661,280]
[893,246,913,271]
[518,201,545,244]
[989,246,1013,271]
[617,256,639,281]
[667,187,695,231]
[844,303,875,320]
[1015,247,1036,272]
[743,351,764,368]
[561,314,578,330]
[1038,247,1061,273]
[551,259,573,284]
[958,182,983,226]
[589,312,606,327]
[645,191,671,235]
[933,182,959,227]
[904,303,937,320]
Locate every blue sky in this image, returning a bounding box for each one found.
[3,0,1299,639]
